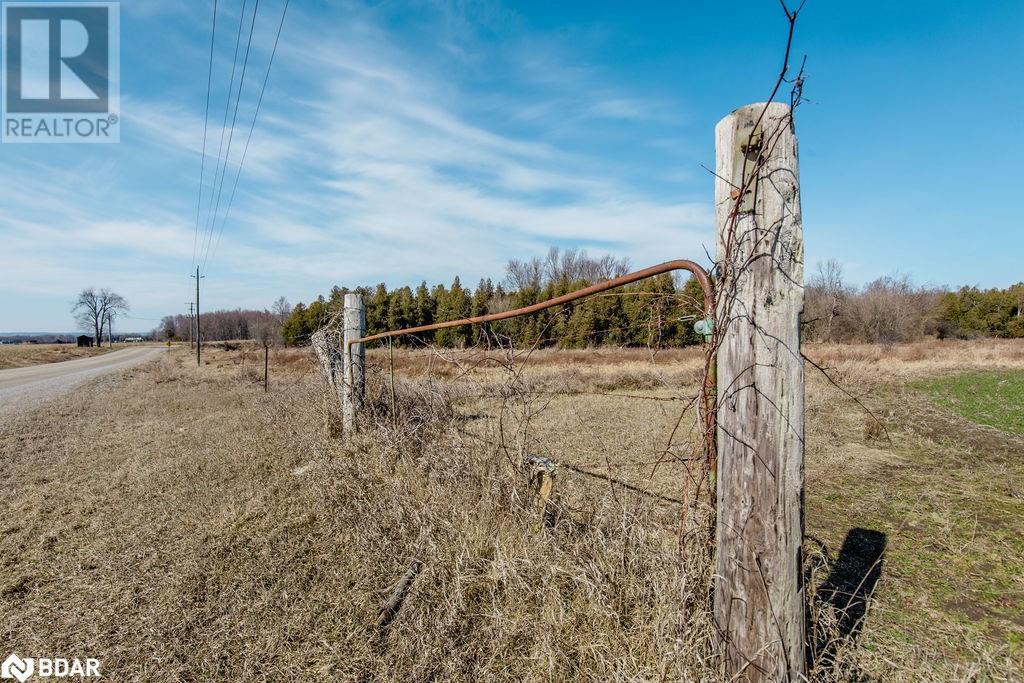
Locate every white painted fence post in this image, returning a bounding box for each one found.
[714,102,807,681]
[342,293,366,435]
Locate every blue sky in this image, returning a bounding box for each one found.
[1,0,1022,332]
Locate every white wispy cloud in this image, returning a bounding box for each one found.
[231,11,711,280]
[1,0,711,330]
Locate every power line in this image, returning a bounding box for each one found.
[199,0,252,270]
[207,0,290,269]
[202,0,261,272]
[191,0,219,274]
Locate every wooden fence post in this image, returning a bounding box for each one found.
[714,102,806,681]
[342,293,366,435]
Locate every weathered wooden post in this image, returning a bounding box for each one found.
[342,293,366,435]
[523,455,557,507]
[263,344,269,393]
[714,102,806,681]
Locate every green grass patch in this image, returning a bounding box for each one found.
[914,370,1024,436]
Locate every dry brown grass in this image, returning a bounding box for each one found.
[804,338,1024,377]
[0,347,717,681]
[1,338,1022,681]
[0,342,120,369]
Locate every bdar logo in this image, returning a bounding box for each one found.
[1,653,101,680]
[1,653,33,683]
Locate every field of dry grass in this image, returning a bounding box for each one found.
[1,338,1021,680]
[0,342,120,369]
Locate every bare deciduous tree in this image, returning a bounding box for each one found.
[154,307,291,344]
[253,319,276,348]
[505,255,544,291]
[72,288,129,346]
[506,248,631,291]
[847,275,943,343]
[805,259,850,341]
[272,297,292,325]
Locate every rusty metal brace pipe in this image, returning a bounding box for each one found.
[345,259,717,483]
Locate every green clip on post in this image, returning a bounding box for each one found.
[694,318,713,342]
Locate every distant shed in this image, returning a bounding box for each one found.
[77,335,93,348]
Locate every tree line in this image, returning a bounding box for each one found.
[151,250,1022,349]
[804,260,1023,343]
[155,298,292,344]
[283,251,1023,348]
[281,248,708,348]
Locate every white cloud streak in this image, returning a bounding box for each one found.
[1,1,711,330]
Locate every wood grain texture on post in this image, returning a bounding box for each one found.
[342,293,366,435]
[714,102,806,682]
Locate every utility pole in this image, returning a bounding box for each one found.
[106,312,113,348]
[191,268,204,367]
[185,303,194,349]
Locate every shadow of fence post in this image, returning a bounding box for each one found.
[812,527,887,669]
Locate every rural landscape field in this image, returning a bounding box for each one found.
[0,344,117,371]
[1,338,1021,680]
[2,1,1022,681]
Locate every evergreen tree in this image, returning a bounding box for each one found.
[435,277,471,347]
[281,302,310,346]
[413,281,436,344]
[471,278,494,343]
[388,286,415,343]
[366,283,390,336]
[327,286,348,315]
[937,284,1024,339]
[430,283,449,345]
[305,297,330,333]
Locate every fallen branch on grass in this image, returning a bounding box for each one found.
[375,557,424,630]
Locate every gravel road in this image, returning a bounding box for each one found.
[0,346,166,421]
